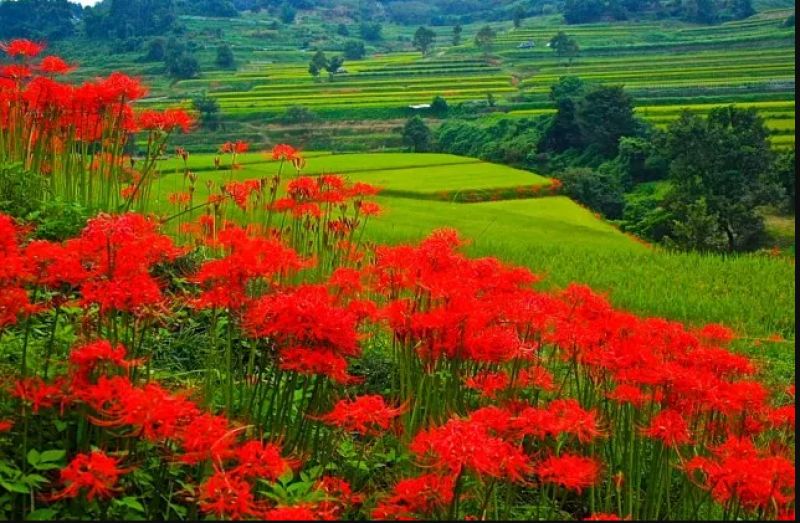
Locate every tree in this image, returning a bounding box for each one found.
[144,38,167,62]
[343,40,366,60]
[167,52,201,79]
[325,55,344,82]
[0,0,76,40]
[576,85,637,158]
[513,6,525,29]
[402,116,433,152]
[452,24,463,46]
[730,0,755,19]
[279,105,317,124]
[563,0,604,24]
[413,26,436,56]
[663,107,778,252]
[771,150,795,211]
[280,3,297,24]
[84,0,177,40]
[308,50,328,81]
[540,76,587,153]
[336,24,350,36]
[215,44,236,69]
[486,92,496,107]
[474,25,496,54]
[430,96,448,114]
[549,31,579,64]
[359,22,383,42]
[192,94,221,131]
[559,167,626,219]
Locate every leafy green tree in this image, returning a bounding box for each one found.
[474,25,496,54]
[336,24,350,36]
[663,107,778,252]
[325,55,344,82]
[413,26,436,56]
[771,150,795,211]
[486,92,496,107]
[308,50,328,81]
[559,167,626,219]
[359,22,383,42]
[452,24,463,46]
[85,0,177,39]
[563,0,604,24]
[540,77,587,153]
[576,85,636,158]
[280,3,297,24]
[343,40,366,60]
[430,96,448,114]
[513,6,525,28]
[549,31,579,64]
[192,94,221,131]
[144,38,167,62]
[666,198,726,252]
[0,0,76,40]
[215,44,236,69]
[402,116,433,152]
[279,105,317,124]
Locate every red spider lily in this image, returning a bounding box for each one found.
[198,469,262,520]
[263,505,320,521]
[271,143,301,161]
[137,108,194,133]
[230,440,292,480]
[11,377,65,413]
[466,370,510,398]
[67,213,183,314]
[584,513,625,520]
[23,240,86,288]
[1,39,45,58]
[536,454,602,493]
[768,405,795,430]
[168,191,192,206]
[50,451,126,501]
[372,473,454,520]
[410,417,531,482]
[223,179,262,210]
[39,55,74,75]
[220,140,250,154]
[245,284,365,358]
[69,340,139,386]
[278,346,356,384]
[684,436,795,515]
[193,225,304,310]
[319,395,404,436]
[356,201,381,217]
[90,382,201,443]
[177,413,239,464]
[606,384,646,407]
[316,476,363,519]
[0,420,13,432]
[642,409,692,446]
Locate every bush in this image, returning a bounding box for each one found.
[558,166,626,219]
[0,162,45,218]
[278,105,318,124]
[342,40,365,60]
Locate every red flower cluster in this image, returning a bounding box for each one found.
[320,395,404,436]
[51,451,125,501]
[685,436,795,514]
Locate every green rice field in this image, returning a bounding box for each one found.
[151,151,795,381]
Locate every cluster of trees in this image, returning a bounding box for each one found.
[143,37,201,79]
[429,77,792,253]
[84,0,178,40]
[563,0,756,25]
[308,50,345,81]
[0,0,78,41]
